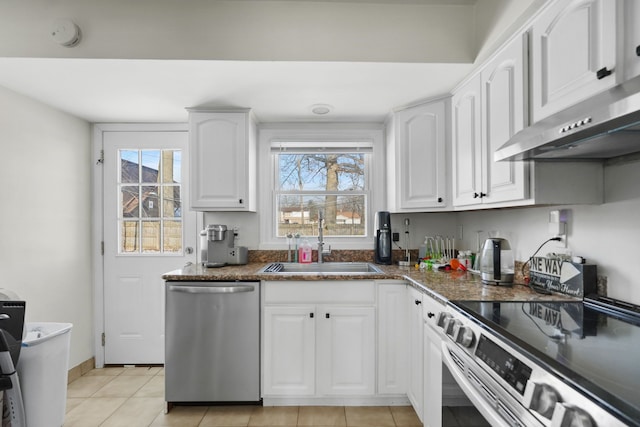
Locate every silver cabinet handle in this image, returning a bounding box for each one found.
[168,284,255,294]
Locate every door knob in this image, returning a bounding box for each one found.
[185,247,194,254]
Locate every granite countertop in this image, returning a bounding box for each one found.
[163,262,576,303]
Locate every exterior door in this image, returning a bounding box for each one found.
[102,130,197,364]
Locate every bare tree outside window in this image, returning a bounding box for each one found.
[276,152,367,237]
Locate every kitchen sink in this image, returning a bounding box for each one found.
[259,262,384,275]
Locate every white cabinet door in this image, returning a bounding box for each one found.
[407,286,424,420]
[263,306,316,396]
[481,34,529,205]
[624,0,640,80]
[317,306,376,396]
[453,35,529,208]
[531,0,617,122]
[423,323,443,427]
[189,110,256,211]
[390,100,448,211]
[377,284,407,395]
[451,74,483,207]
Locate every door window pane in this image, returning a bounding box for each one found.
[141,150,161,183]
[141,221,161,253]
[121,220,139,253]
[162,186,181,218]
[120,150,139,183]
[118,149,183,254]
[162,150,182,183]
[163,221,182,253]
[121,186,139,217]
[141,186,159,218]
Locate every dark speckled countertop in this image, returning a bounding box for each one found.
[163,262,576,303]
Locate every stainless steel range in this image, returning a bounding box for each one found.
[434,295,640,427]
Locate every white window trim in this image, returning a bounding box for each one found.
[258,123,386,250]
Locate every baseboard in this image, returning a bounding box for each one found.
[263,396,410,406]
[67,357,95,384]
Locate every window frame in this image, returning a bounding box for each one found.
[258,124,386,250]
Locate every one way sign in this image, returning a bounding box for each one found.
[529,257,597,297]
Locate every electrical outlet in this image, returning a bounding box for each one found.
[392,232,400,242]
[555,234,567,247]
[457,225,463,240]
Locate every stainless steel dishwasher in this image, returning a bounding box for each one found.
[165,281,260,404]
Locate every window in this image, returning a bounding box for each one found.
[118,149,183,254]
[259,126,384,250]
[274,143,371,238]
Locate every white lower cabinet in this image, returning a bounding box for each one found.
[407,286,424,420]
[317,306,375,396]
[423,324,443,427]
[377,283,408,395]
[262,281,376,400]
[263,306,316,396]
[422,294,445,427]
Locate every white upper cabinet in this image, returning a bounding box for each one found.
[623,0,640,80]
[530,0,617,123]
[451,75,483,207]
[452,33,603,210]
[453,34,529,207]
[480,34,529,205]
[387,99,449,212]
[188,109,256,211]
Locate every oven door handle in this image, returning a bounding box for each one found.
[441,342,514,427]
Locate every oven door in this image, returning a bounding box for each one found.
[441,341,545,427]
[424,315,493,427]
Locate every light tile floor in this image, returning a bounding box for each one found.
[64,367,480,426]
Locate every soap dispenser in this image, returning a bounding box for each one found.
[299,239,313,264]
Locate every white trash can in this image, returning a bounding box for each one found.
[17,323,73,427]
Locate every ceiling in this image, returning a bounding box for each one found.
[0,0,544,123]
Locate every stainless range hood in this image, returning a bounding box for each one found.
[495,74,640,161]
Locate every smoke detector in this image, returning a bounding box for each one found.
[310,104,333,115]
[51,19,82,47]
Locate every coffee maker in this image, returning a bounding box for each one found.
[203,224,248,268]
[374,211,392,265]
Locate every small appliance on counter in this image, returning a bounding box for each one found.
[374,211,392,265]
[479,237,514,285]
[202,224,248,268]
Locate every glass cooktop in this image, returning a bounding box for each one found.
[450,298,640,426]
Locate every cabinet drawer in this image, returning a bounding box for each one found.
[264,281,375,304]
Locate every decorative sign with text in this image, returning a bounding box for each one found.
[529,257,597,298]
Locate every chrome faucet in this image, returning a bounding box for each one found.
[317,209,331,263]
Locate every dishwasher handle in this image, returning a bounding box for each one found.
[168,284,256,294]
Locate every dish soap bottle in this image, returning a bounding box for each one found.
[299,239,312,264]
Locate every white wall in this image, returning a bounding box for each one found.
[456,157,640,305]
[0,85,93,369]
